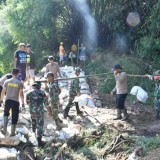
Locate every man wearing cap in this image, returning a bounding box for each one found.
[14,43,26,84]
[63,68,83,119]
[59,42,65,65]
[1,68,24,136]
[111,64,129,121]
[45,56,61,79]
[26,44,35,85]
[46,72,63,130]
[26,82,48,146]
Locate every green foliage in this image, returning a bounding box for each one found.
[0,0,160,74]
[135,2,160,69]
[136,135,160,154]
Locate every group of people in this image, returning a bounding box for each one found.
[58,42,87,68]
[0,42,84,146]
[2,41,153,146]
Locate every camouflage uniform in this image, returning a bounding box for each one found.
[48,81,61,120]
[26,87,48,138]
[154,81,160,119]
[69,78,80,102]
[64,77,82,118]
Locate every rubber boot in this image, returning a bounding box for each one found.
[32,125,36,133]
[1,116,8,135]
[113,109,122,120]
[55,119,62,131]
[155,110,160,119]
[75,102,83,115]
[10,125,16,136]
[63,104,71,119]
[37,137,43,147]
[121,108,129,121]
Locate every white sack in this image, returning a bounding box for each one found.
[130,86,148,103]
[130,86,139,96]
[59,128,79,140]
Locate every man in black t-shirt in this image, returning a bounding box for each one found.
[14,43,26,84]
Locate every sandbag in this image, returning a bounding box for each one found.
[130,86,139,96]
[0,148,17,160]
[137,87,148,103]
[74,94,96,108]
[130,86,148,103]
[59,128,79,140]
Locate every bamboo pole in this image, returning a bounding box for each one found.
[35,72,151,83]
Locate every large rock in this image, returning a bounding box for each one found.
[0,148,17,160]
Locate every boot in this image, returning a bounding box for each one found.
[113,109,122,120]
[55,119,62,131]
[1,116,8,135]
[75,102,83,115]
[155,110,160,119]
[63,104,71,119]
[37,137,43,147]
[32,126,36,133]
[10,125,16,136]
[121,108,129,121]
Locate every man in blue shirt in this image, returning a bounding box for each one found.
[14,43,26,84]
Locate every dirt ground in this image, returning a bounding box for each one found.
[141,148,160,160]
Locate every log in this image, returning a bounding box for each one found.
[0,137,20,146]
[84,110,102,125]
[54,143,67,160]
[103,135,127,157]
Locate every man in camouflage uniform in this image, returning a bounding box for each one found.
[26,82,48,146]
[152,70,160,119]
[63,68,83,119]
[154,82,160,119]
[47,72,63,130]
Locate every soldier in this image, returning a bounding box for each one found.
[63,68,83,119]
[0,68,24,136]
[26,82,48,146]
[149,70,160,119]
[47,72,63,130]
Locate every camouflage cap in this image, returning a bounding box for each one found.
[47,72,54,78]
[32,81,41,87]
